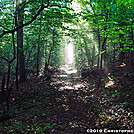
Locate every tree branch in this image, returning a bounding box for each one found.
[0,0,49,38]
[16,0,28,13]
[0,24,9,31]
[0,56,9,62]
[102,36,108,49]
[89,0,96,16]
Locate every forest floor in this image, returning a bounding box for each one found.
[0,65,133,134]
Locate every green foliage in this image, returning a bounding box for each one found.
[0,0,75,72]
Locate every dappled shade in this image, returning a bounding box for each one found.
[0,0,133,133]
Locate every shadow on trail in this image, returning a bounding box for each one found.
[0,64,133,133]
[0,64,99,134]
[49,64,99,133]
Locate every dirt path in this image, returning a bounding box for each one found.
[49,65,98,133]
[1,65,132,133]
[0,65,99,134]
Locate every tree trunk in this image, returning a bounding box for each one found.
[97,24,101,70]
[119,33,125,63]
[36,14,42,76]
[130,25,134,69]
[17,8,26,82]
[47,30,55,66]
[37,35,40,76]
[100,36,107,71]
[91,44,95,67]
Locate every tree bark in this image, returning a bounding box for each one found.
[97,24,101,70]
[91,44,95,67]
[37,35,40,76]
[100,36,107,71]
[119,33,125,63]
[17,8,26,82]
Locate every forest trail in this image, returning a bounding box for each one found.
[48,64,98,133]
[0,0,134,133]
[0,65,99,133]
[0,64,133,133]
[47,65,133,133]
[52,64,86,91]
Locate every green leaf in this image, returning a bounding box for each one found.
[101,50,105,54]
[119,30,125,34]
[103,94,107,97]
[112,94,116,97]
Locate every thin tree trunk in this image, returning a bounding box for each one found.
[119,33,125,63]
[113,43,115,68]
[97,24,101,70]
[100,36,107,71]
[17,8,26,82]
[130,24,134,69]
[37,36,40,76]
[91,44,95,67]
[36,14,42,76]
[47,30,55,66]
